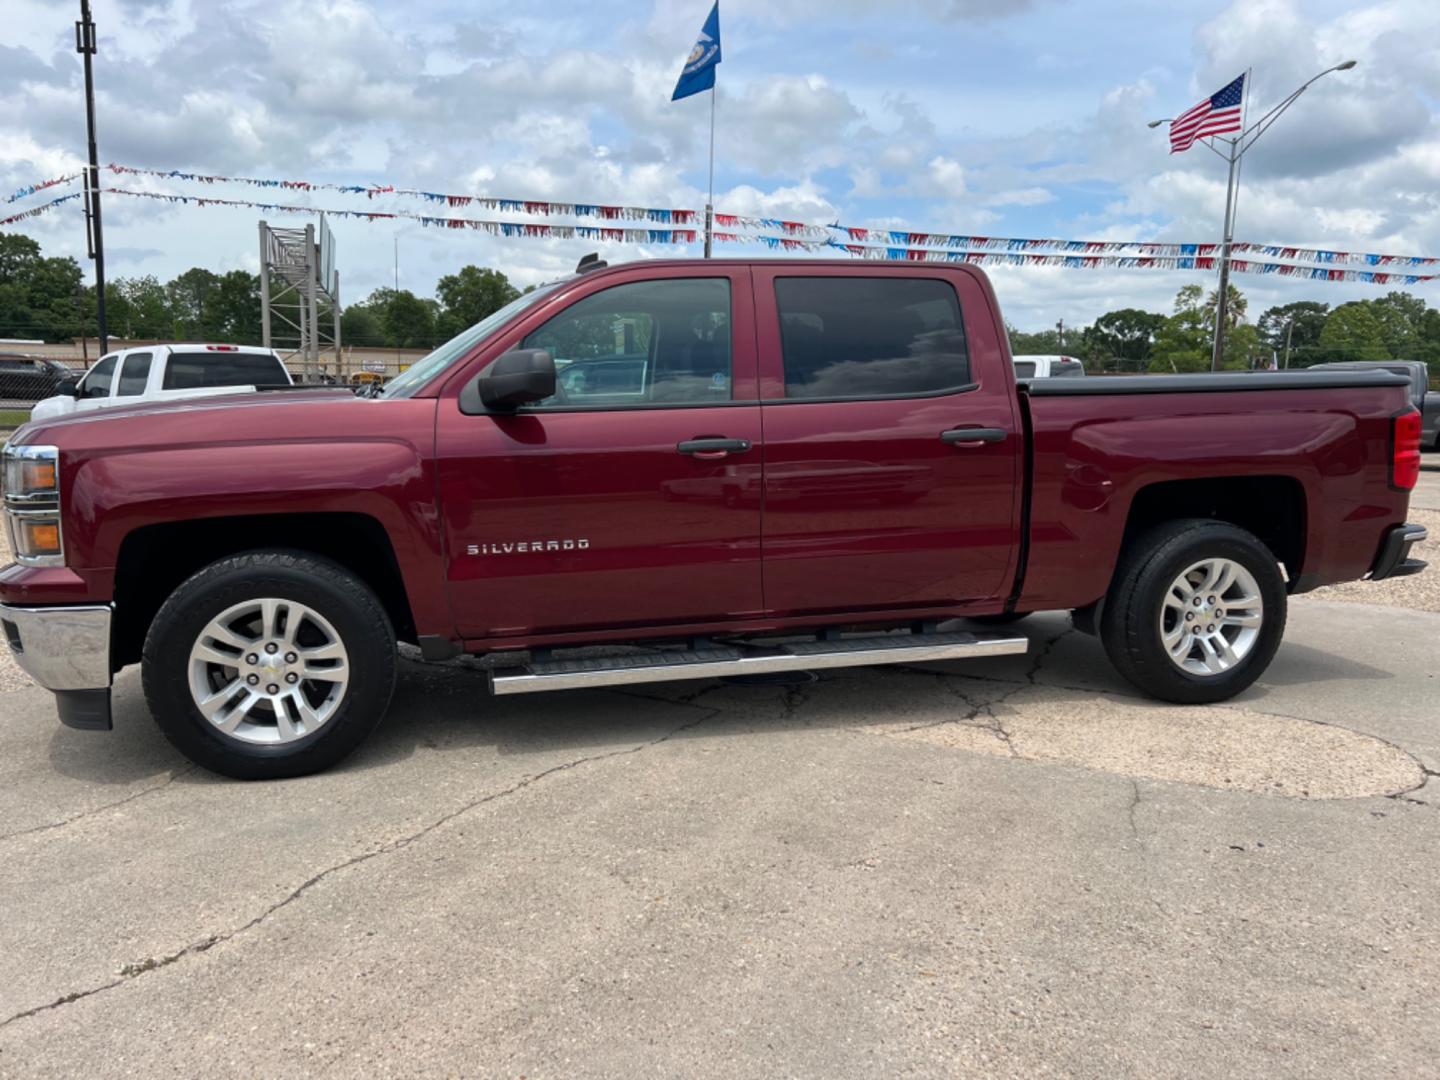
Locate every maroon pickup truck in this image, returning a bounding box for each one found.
[1,258,1427,778]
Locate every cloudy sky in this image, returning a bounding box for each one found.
[3,0,1438,331]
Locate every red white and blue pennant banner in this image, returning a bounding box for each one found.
[104,164,700,225]
[10,164,1440,270]
[4,170,1436,285]
[0,191,84,227]
[4,172,83,204]
[829,228,1439,269]
[838,244,1438,286]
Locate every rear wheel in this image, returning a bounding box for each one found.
[1100,519,1286,704]
[142,550,397,779]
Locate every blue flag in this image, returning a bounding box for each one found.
[672,3,721,101]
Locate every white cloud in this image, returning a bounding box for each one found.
[0,0,1434,333]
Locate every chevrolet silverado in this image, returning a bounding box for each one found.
[1,257,1428,778]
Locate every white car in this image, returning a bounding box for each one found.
[1012,354,1085,379]
[30,344,293,422]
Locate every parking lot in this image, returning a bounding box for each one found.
[1,465,1437,1076]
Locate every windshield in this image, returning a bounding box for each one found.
[379,282,564,399]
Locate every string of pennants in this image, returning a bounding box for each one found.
[103,164,702,225]
[14,164,1437,270]
[97,187,704,244]
[829,228,1439,269]
[4,169,1437,286]
[4,172,83,205]
[838,245,1438,285]
[0,191,84,227]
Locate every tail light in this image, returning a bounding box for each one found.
[1391,409,1421,492]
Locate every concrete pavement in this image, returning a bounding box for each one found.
[1410,458,1440,511]
[1,596,1437,1077]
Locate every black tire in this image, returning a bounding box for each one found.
[142,550,397,780]
[1099,519,1287,704]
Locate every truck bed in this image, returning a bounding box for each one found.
[1016,368,1414,613]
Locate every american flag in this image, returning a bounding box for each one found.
[1170,74,1246,153]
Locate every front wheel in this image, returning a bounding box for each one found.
[142,550,397,779]
[1100,519,1287,704]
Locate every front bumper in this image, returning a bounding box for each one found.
[1370,524,1428,582]
[0,602,113,730]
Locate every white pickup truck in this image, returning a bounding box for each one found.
[30,344,293,421]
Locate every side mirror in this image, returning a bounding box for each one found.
[462,349,556,413]
[55,379,79,398]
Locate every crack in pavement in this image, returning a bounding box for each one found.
[881,626,1076,754]
[0,766,198,843]
[1386,769,1436,810]
[0,712,712,1033]
[1127,779,1148,853]
[605,683,725,710]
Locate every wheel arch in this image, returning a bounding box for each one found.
[1120,475,1308,586]
[112,512,418,670]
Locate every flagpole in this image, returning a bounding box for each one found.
[1210,140,1240,372]
[704,85,716,259]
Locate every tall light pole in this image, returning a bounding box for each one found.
[1149,60,1357,371]
[76,0,108,353]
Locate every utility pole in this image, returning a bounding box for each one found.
[1055,319,1065,350]
[76,0,108,352]
[1283,317,1295,369]
[1210,135,1241,371]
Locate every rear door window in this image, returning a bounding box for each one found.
[1013,361,1037,379]
[773,277,970,400]
[116,352,153,396]
[79,355,118,399]
[162,352,291,390]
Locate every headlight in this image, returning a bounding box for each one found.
[2,444,64,567]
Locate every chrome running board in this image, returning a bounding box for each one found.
[488,630,1028,696]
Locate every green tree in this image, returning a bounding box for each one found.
[203,270,263,344]
[167,267,222,340]
[1150,285,1211,372]
[1205,282,1247,332]
[1222,322,1266,369]
[1007,325,1086,355]
[1317,302,1389,362]
[435,265,518,337]
[0,231,87,341]
[113,276,173,339]
[1080,308,1165,371]
[359,287,437,348]
[1370,291,1426,357]
[1257,301,1329,365]
[341,304,385,347]
[1417,309,1440,381]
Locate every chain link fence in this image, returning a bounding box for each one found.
[0,349,421,424]
[0,355,85,418]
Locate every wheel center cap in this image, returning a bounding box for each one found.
[254,653,290,680]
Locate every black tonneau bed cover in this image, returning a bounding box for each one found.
[1023,370,1411,396]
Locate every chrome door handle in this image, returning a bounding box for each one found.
[941,427,1007,446]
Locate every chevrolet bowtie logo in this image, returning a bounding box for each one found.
[467,540,591,555]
